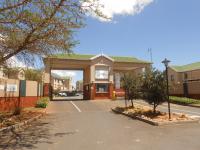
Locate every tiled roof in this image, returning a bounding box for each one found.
[170,62,200,72]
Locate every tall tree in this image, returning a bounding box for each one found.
[0,0,104,64]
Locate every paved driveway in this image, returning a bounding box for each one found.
[1,100,200,150]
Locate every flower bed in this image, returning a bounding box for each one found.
[112,104,198,126]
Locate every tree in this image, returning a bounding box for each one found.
[3,67,20,78]
[141,68,167,113]
[0,0,105,64]
[24,69,42,82]
[121,73,141,108]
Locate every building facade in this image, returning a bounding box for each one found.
[168,62,200,98]
[43,53,151,100]
[76,80,83,92]
[51,73,72,91]
[0,67,25,80]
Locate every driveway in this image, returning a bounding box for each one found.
[1,100,200,150]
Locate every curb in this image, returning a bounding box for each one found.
[0,110,46,133]
[111,108,199,126]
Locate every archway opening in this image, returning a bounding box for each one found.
[50,69,83,101]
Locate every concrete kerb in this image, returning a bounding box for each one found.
[0,109,46,133]
[111,108,199,126]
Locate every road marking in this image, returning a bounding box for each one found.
[135,101,200,116]
[70,101,82,112]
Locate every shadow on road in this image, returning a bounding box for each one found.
[0,115,68,150]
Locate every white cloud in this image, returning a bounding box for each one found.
[84,0,153,22]
[52,70,76,77]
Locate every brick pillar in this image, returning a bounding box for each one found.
[43,83,51,97]
[109,83,114,99]
[90,83,95,100]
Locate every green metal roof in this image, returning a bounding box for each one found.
[49,54,150,63]
[170,62,200,72]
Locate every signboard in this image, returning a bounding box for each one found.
[7,84,17,92]
[95,69,109,79]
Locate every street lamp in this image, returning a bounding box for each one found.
[162,58,171,120]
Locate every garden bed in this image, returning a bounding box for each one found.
[0,108,45,131]
[112,104,198,126]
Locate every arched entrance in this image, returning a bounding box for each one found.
[43,53,151,100]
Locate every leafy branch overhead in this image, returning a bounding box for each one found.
[0,0,106,64]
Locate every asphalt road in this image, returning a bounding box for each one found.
[1,100,200,150]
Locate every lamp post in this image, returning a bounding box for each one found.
[162,58,171,120]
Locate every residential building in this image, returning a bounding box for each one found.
[76,80,83,92]
[51,73,72,91]
[168,62,200,98]
[0,67,25,80]
[44,53,151,100]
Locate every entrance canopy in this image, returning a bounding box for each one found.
[43,53,151,100]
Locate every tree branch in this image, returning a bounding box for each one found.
[0,0,31,13]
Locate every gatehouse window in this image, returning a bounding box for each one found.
[96,84,108,93]
[95,69,109,80]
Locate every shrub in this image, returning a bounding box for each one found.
[170,96,200,105]
[121,73,141,108]
[36,97,49,108]
[141,68,167,113]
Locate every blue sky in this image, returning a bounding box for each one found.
[51,0,200,85]
[73,0,200,70]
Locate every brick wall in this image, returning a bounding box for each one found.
[0,79,43,112]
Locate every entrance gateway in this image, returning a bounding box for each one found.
[43,53,151,100]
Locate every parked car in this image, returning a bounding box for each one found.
[58,92,67,97]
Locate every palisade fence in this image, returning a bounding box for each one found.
[0,78,43,111]
[170,79,200,99]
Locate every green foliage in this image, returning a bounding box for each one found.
[36,97,49,108]
[25,69,42,82]
[0,0,104,64]
[141,68,167,113]
[170,96,200,105]
[121,73,141,107]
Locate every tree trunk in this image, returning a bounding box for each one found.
[131,99,134,108]
[124,90,128,108]
[125,98,127,108]
[153,102,156,114]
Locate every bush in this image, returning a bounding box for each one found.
[141,68,167,113]
[36,97,49,108]
[170,96,200,105]
[121,73,141,108]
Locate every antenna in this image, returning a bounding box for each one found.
[101,50,103,56]
[148,48,153,62]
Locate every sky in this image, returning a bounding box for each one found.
[13,0,200,83]
[73,0,200,70]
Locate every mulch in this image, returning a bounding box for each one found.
[0,110,44,129]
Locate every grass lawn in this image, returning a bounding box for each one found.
[170,96,200,105]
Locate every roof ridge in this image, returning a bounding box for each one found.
[170,61,200,72]
[50,53,151,63]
